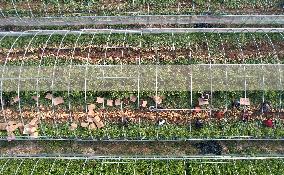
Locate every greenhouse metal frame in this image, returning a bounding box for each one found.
[0,0,284,174]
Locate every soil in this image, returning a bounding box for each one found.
[0,141,43,155]
[0,104,283,124]
[0,140,284,156]
[0,41,283,64]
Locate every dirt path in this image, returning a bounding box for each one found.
[1,140,284,156]
[0,105,283,124]
[1,41,283,64]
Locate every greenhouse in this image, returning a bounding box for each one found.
[0,0,283,174]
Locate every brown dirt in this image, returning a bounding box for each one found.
[0,107,190,124]
[0,104,283,125]
[1,140,284,156]
[0,41,283,64]
[0,141,198,156]
[0,142,43,155]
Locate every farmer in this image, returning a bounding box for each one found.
[260,101,271,113]
[158,118,166,126]
[232,100,240,108]
[194,119,203,129]
[242,110,249,122]
[263,118,274,128]
[215,108,227,120]
[121,117,129,127]
[201,92,210,101]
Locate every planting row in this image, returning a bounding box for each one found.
[0,90,284,140]
[1,90,284,113]
[0,158,283,174]
[2,119,283,140]
[0,32,283,64]
[0,0,282,17]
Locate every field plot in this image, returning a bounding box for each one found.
[0,158,284,174]
[0,1,283,26]
[0,0,284,174]
[0,30,283,140]
[0,0,283,17]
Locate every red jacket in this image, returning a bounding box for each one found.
[263,119,273,128]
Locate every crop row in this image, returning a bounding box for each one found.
[0,0,282,17]
[0,32,283,64]
[3,120,282,139]
[1,90,284,110]
[0,33,282,50]
[0,89,284,139]
[0,158,283,175]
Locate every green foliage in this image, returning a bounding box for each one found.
[0,159,283,174]
[1,0,281,16]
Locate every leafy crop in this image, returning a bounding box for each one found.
[0,159,283,174]
[0,0,282,17]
